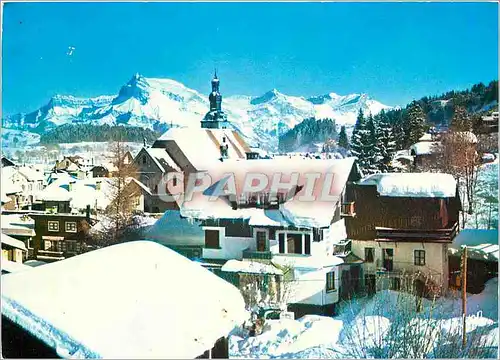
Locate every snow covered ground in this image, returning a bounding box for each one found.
[229,278,498,358]
[465,156,498,230]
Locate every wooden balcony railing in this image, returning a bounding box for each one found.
[375,222,459,242]
[341,202,356,217]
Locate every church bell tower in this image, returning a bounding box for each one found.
[201,70,229,129]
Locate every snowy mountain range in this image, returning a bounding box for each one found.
[2,74,392,150]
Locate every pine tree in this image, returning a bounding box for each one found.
[365,114,380,174]
[350,109,378,175]
[404,101,427,148]
[338,125,349,150]
[450,106,472,132]
[377,111,397,172]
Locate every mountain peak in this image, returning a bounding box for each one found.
[115,73,150,105]
[250,88,284,105]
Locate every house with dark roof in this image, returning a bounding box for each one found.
[346,172,462,297]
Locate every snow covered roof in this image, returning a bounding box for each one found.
[2,260,32,274]
[17,166,46,182]
[410,141,440,156]
[272,254,343,270]
[450,229,499,261]
[181,157,356,229]
[418,133,433,142]
[145,210,205,246]
[156,128,249,170]
[145,147,181,172]
[1,214,35,237]
[1,233,27,251]
[222,259,283,275]
[38,177,115,210]
[358,173,457,198]
[1,241,247,358]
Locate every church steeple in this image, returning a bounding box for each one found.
[202,71,229,129]
[209,70,222,112]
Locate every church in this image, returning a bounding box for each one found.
[133,73,256,213]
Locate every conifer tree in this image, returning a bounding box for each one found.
[404,101,427,147]
[338,125,349,150]
[377,110,397,172]
[350,109,378,175]
[450,106,472,132]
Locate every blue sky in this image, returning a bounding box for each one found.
[2,2,498,115]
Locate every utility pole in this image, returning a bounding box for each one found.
[461,245,468,349]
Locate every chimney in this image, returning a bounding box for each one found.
[96,180,101,191]
[68,180,76,192]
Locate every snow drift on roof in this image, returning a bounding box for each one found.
[1,233,27,251]
[358,173,457,198]
[2,260,32,274]
[1,241,247,358]
[222,259,283,275]
[410,141,440,155]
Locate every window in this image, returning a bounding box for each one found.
[65,222,77,233]
[205,230,220,249]
[173,177,177,187]
[414,250,426,266]
[326,271,336,292]
[142,156,147,165]
[48,221,59,232]
[256,230,267,252]
[365,247,375,263]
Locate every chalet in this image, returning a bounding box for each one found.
[0,166,46,210]
[1,241,247,358]
[478,111,499,134]
[149,156,362,317]
[53,156,86,179]
[30,210,96,262]
[345,172,461,297]
[90,165,110,178]
[409,140,440,169]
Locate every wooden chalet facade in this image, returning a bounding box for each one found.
[30,211,95,262]
[345,173,461,296]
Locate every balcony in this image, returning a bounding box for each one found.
[375,222,458,243]
[242,248,273,260]
[341,202,356,217]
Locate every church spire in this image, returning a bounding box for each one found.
[201,72,229,129]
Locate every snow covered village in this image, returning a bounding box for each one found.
[1,2,499,359]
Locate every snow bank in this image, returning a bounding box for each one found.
[230,315,344,359]
[1,241,247,358]
[359,172,457,198]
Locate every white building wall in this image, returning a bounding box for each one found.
[288,266,340,306]
[202,226,254,260]
[352,240,449,291]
